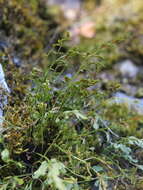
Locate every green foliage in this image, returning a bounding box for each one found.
[1,149,10,163]
[1,1,143,189]
[33,159,67,190]
[1,39,143,189]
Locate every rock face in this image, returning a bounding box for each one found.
[47,0,81,20]
[0,64,10,131]
[47,0,80,9]
[109,92,143,115]
[115,60,139,78]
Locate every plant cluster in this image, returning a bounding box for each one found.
[0,0,143,189]
[0,39,142,190]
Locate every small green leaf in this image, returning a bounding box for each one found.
[136,164,143,171]
[1,149,10,162]
[92,165,104,173]
[93,118,99,130]
[46,159,66,190]
[33,161,48,179]
[14,177,24,185]
[64,110,88,120]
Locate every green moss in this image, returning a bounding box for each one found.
[0,0,58,66]
[1,1,143,189]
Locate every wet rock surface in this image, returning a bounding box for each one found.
[0,64,10,131]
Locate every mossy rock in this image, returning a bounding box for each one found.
[0,0,58,65]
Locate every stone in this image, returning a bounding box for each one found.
[108,92,143,115]
[0,64,10,132]
[115,60,139,78]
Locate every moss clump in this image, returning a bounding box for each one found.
[0,0,59,66]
